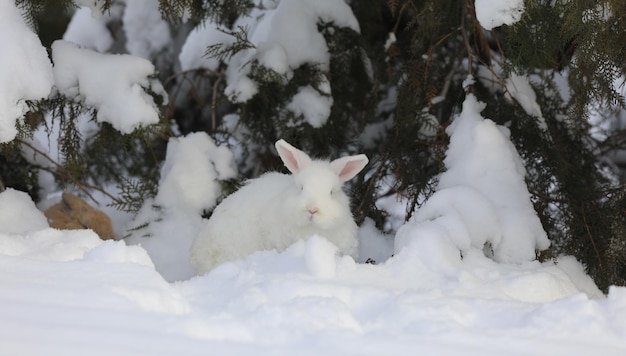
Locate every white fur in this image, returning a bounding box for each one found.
[190,139,368,274]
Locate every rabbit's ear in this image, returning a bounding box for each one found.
[330,154,369,182]
[276,139,311,173]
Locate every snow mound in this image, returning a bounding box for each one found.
[125,203,203,282]
[0,229,101,261]
[126,133,237,282]
[357,217,394,264]
[0,188,49,234]
[400,94,550,265]
[0,226,188,318]
[304,235,339,278]
[0,218,622,355]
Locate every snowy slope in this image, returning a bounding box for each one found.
[0,188,625,356]
[1,224,626,356]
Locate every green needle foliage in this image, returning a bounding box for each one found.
[4,0,626,291]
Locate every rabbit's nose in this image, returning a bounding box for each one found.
[307,207,319,215]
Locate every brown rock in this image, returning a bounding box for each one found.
[44,192,114,240]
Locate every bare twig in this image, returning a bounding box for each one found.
[212,71,224,132]
[581,204,603,267]
[163,68,226,133]
[461,0,475,80]
[355,155,388,216]
[18,138,121,206]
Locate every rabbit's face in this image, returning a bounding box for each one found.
[287,162,351,230]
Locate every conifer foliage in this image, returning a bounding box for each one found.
[1,0,626,291]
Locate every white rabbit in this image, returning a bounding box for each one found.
[190,139,369,274]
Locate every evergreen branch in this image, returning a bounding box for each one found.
[386,0,399,15]
[162,68,226,133]
[354,154,388,220]
[123,221,151,239]
[18,138,121,206]
[162,67,220,88]
[203,25,256,62]
[159,0,252,24]
[164,70,208,104]
[461,0,476,81]
[158,0,194,23]
[212,69,224,132]
[581,204,603,267]
[109,176,157,214]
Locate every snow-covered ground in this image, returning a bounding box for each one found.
[1,186,626,356]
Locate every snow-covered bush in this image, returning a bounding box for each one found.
[2,0,626,292]
[396,93,550,270]
[0,0,53,143]
[126,132,237,281]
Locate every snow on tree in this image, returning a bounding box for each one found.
[474,0,525,30]
[126,132,237,281]
[504,74,549,133]
[122,0,172,59]
[1,0,626,292]
[182,0,366,138]
[396,93,550,267]
[286,82,333,128]
[210,0,359,105]
[73,0,109,19]
[62,7,113,52]
[179,22,233,72]
[0,0,53,143]
[51,40,167,134]
[155,132,237,213]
